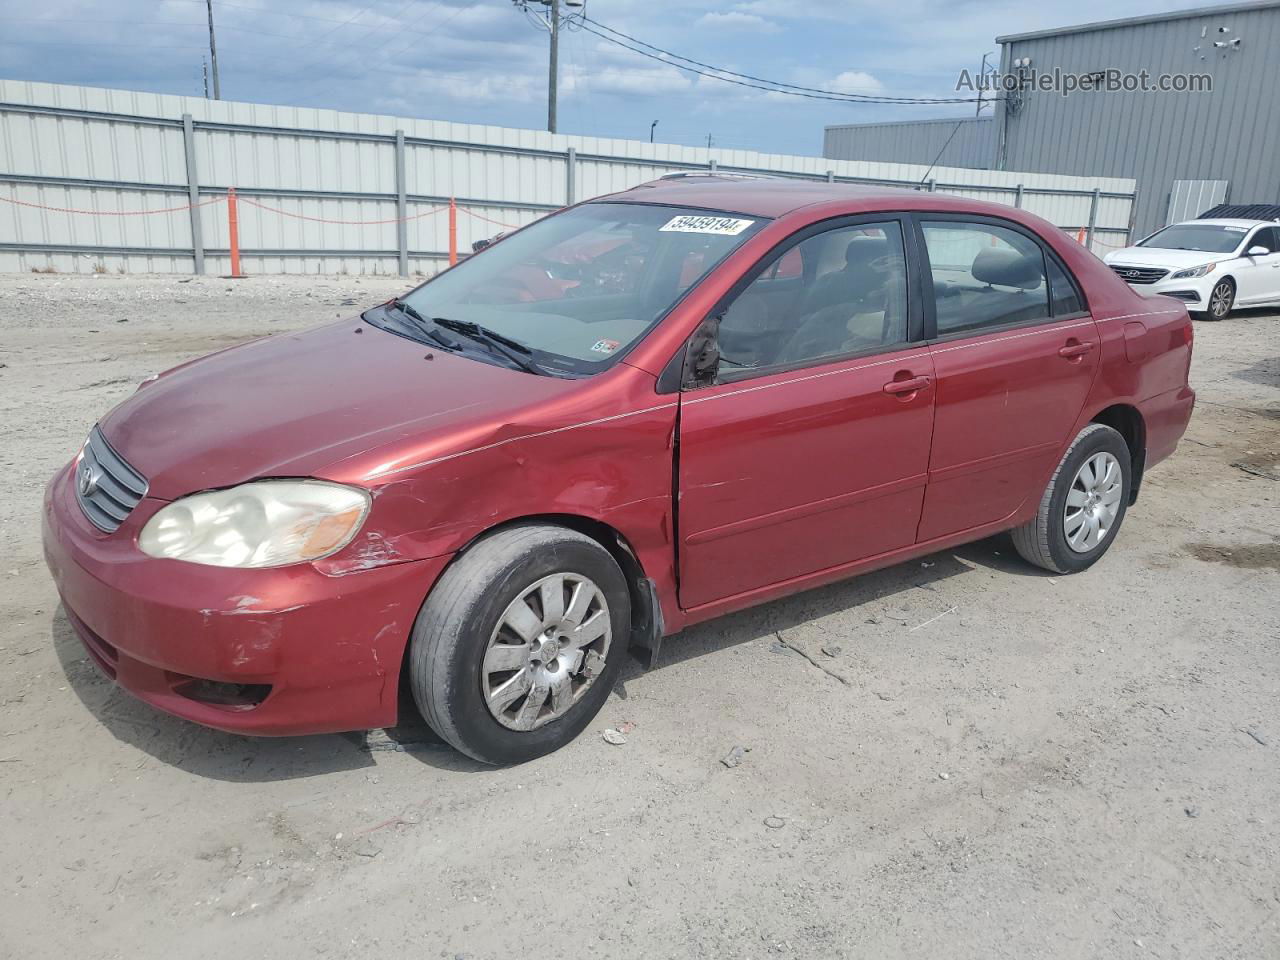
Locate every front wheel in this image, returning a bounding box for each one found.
[1011,423,1131,574]
[408,525,631,764]
[1205,278,1235,321]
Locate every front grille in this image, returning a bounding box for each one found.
[75,426,148,533]
[1110,264,1168,285]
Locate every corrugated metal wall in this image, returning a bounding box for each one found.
[0,80,1136,275]
[823,117,996,171]
[995,2,1280,237]
[1166,178,1230,226]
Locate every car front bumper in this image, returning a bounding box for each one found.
[42,461,450,736]
[1120,272,1219,310]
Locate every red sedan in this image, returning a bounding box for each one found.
[43,176,1195,763]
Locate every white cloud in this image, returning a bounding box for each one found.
[560,38,707,98]
[828,71,884,95]
[3,0,1224,153]
[383,69,541,106]
[757,68,884,102]
[562,63,692,97]
[696,11,780,33]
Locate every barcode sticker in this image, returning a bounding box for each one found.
[659,215,755,235]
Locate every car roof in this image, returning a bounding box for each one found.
[1176,218,1275,229]
[594,174,955,219]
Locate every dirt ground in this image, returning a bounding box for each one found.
[1,273,1277,960]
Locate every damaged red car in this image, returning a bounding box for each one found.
[43,176,1195,764]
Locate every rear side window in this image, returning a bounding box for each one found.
[922,221,1049,335]
[1047,257,1084,316]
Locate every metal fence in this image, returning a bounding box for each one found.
[0,80,1139,276]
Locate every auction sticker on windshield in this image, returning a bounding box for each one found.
[660,215,755,235]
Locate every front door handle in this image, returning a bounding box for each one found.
[882,375,931,395]
[1058,340,1094,359]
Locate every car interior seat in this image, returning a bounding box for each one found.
[780,237,899,362]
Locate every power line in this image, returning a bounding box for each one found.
[578,16,991,105]
[3,13,451,50]
[919,119,967,183]
[0,38,207,49]
[276,0,422,85]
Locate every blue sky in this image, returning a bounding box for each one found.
[1,0,1213,153]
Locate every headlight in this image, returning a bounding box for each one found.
[139,480,370,568]
[1169,262,1217,279]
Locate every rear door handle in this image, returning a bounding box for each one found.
[882,375,931,395]
[1058,341,1094,359]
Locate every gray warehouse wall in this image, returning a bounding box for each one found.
[824,117,995,171]
[995,1,1280,239]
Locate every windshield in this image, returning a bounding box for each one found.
[386,202,766,376]
[1139,223,1247,254]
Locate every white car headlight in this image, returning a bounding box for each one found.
[1169,262,1217,280]
[139,480,370,568]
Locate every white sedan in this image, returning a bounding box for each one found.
[1104,218,1280,320]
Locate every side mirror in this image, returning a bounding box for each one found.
[1247,245,1271,257]
[684,318,721,389]
[470,232,505,253]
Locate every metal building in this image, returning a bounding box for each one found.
[824,0,1280,238]
[823,117,994,171]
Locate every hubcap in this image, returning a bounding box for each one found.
[481,573,611,731]
[1063,451,1123,553]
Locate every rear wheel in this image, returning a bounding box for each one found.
[1011,423,1131,574]
[1205,278,1234,320]
[408,525,630,764]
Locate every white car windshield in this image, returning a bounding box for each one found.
[387,202,766,376]
[1138,224,1246,254]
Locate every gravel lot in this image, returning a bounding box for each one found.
[1,274,1277,960]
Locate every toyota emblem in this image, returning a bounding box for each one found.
[78,461,100,498]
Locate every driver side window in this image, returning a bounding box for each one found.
[714,221,908,378]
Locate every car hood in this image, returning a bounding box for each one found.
[99,317,574,500]
[1104,246,1235,269]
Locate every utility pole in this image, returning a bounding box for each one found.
[202,58,210,99]
[206,0,221,100]
[514,0,582,133]
[975,51,992,116]
[546,0,560,133]
[650,120,658,142]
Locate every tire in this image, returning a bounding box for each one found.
[408,525,631,764]
[1011,423,1131,574]
[1205,278,1235,321]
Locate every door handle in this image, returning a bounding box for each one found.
[1058,340,1094,359]
[882,375,931,395]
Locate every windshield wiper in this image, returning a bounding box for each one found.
[431,317,547,375]
[384,299,459,351]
